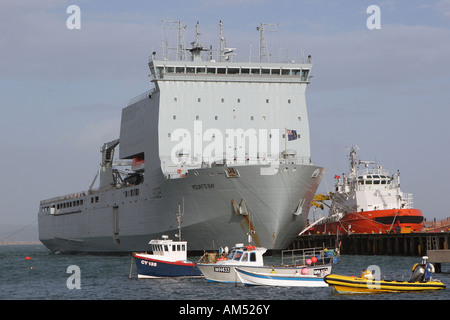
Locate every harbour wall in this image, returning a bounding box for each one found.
[290,232,450,256]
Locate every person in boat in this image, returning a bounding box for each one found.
[411,256,435,282]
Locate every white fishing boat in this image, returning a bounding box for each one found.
[196,244,267,283]
[235,267,329,287]
[196,245,338,283]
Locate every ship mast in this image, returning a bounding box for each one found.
[189,21,207,62]
[257,22,278,63]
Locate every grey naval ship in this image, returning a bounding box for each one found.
[38,21,325,254]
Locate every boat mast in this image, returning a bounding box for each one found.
[176,198,184,241]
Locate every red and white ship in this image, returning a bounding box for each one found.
[306,147,424,235]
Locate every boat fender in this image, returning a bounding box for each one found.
[411,263,419,272]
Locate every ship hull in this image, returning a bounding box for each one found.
[39,164,325,254]
[307,208,423,235]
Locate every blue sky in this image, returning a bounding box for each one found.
[1,0,449,235]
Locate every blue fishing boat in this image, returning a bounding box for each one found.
[133,202,202,278]
[133,236,202,278]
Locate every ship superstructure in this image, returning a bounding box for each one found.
[38,21,325,253]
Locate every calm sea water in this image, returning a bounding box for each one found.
[1,244,449,303]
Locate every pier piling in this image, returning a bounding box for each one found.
[290,232,450,257]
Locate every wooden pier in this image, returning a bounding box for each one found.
[290,232,450,257]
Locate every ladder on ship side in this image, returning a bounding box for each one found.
[427,235,438,251]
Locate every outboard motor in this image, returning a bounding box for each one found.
[411,256,435,282]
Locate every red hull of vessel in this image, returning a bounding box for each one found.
[308,209,423,235]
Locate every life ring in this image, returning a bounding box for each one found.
[245,245,256,250]
[177,169,182,174]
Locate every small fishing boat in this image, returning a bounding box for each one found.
[196,245,338,283]
[324,256,446,294]
[133,236,202,278]
[196,243,267,283]
[132,202,202,279]
[235,267,329,287]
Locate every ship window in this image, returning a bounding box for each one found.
[242,253,248,262]
[237,99,240,103]
[215,116,218,120]
[207,67,216,74]
[196,115,200,120]
[172,245,176,251]
[156,67,164,78]
[298,116,301,121]
[198,98,201,102]
[228,68,239,74]
[182,244,185,251]
[177,244,181,251]
[272,69,280,75]
[164,245,169,251]
[250,252,256,262]
[166,67,174,73]
[281,69,290,75]
[196,67,205,73]
[301,70,309,81]
[241,68,250,74]
[221,98,224,103]
[261,69,270,75]
[186,67,195,73]
[175,67,184,73]
[374,180,380,185]
[266,99,269,103]
[288,99,291,104]
[251,68,260,75]
[168,133,171,138]
[292,69,301,75]
[251,116,254,120]
[233,251,243,261]
[217,68,226,74]
[173,115,176,119]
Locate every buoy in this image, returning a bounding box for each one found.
[306,258,312,265]
[301,268,309,275]
[311,256,317,263]
[25,256,31,260]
